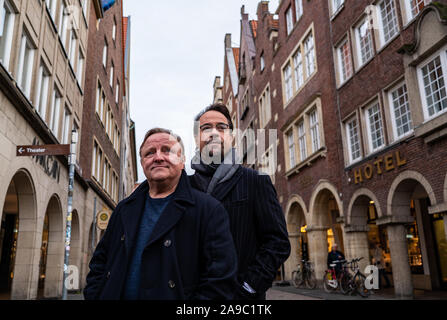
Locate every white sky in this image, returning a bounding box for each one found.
[123,0,280,182]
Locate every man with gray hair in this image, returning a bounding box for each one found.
[84,128,238,300]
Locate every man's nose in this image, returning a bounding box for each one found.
[153,150,165,161]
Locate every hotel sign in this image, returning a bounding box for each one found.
[352,151,407,184]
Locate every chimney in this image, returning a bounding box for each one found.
[225,34,232,49]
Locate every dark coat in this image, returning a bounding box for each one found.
[190,167,291,299]
[84,171,238,300]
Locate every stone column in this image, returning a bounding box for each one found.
[387,223,414,299]
[344,225,370,273]
[307,226,328,281]
[285,233,300,280]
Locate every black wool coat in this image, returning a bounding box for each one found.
[190,167,291,299]
[84,171,238,300]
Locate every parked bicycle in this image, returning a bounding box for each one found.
[322,259,346,292]
[339,257,371,298]
[291,260,317,289]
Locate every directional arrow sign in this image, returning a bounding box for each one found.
[16,145,70,157]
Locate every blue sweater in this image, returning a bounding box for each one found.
[123,193,173,300]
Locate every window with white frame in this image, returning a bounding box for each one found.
[295,0,303,21]
[377,0,399,46]
[286,6,293,35]
[287,129,297,168]
[284,63,293,102]
[16,32,35,99]
[49,87,62,136]
[105,105,111,136]
[417,48,447,120]
[0,0,16,71]
[45,0,58,22]
[332,0,345,15]
[298,121,307,161]
[68,30,77,66]
[336,38,353,84]
[259,85,272,128]
[304,33,316,77]
[61,105,71,144]
[76,49,84,83]
[345,117,362,163]
[93,142,103,181]
[365,103,385,152]
[389,82,413,139]
[35,62,50,119]
[115,81,120,104]
[355,18,374,67]
[102,41,108,67]
[309,109,321,153]
[405,0,432,22]
[59,1,69,49]
[260,53,265,71]
[260,145,275,184]
[96,81,102,115]
[112,18,117,42]
[110,62,114,87]
[293,48,304,90]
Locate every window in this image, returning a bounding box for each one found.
[115,81,120,104]
[287,129,297,168]
[105,106,111,136]
[293,49,304,90]
[45,0,58,21]
[365,103,385,153]
[304,33,316,77]
[377,0,399,46]
[102,41,108,67]
[389,83,413,139]
[109,62,114,87]
[61,106,71,144]
[93,142,103,181]
[259,86,272,128]
[284,63,293,102]
[260,146,275,184]
[96,81,102,115]
[76,49,84,83]
[68,30,77,66]
[405,0,432,22]
[112,18,117,42]
[417,49,447,120]
[346,117,362,163]
[260,53,265,72]
[332,0,345,15]
[0,0,16,71]
[336,38,353,84]
[298,121,307,161]
[16,32,35,98]
[309,110,320,153]
[295,0,303,21]
[59,1,69,48]
[355,19,374,67]
[35,63,50,119]
[49,87,62,136]
[286,6,293,35]
[81,0,87,18]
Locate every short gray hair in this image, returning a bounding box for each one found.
[139,128,185,157]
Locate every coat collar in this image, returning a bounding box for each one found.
[120,170,195,251]
[209,166,244,201]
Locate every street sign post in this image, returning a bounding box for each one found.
[16,145,70,157]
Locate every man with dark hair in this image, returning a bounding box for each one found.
[190,104,291,300]
[84,128,238,300]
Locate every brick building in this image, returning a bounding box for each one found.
[214,0,447,298]
[0,0,136,300]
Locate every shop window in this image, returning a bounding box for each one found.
[407,200,424,274]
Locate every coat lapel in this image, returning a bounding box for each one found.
[210,167,244,202]
[146,171,195,247]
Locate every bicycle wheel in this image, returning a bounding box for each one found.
[354,273,371,298]
[293,270,304,288]
[323,272,337,293]
[339,272,353,295]
[305,270,317,289]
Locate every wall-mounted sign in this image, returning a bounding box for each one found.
[352,151,407,184]
[17,144,70,157]
[97,211,111,231]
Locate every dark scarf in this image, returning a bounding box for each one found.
[191,148,240,195]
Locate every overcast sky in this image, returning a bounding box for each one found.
[123,0,279,182]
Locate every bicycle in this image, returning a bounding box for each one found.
[322,259,346,293]
[339,257,371,298]
[291,260,317,289]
